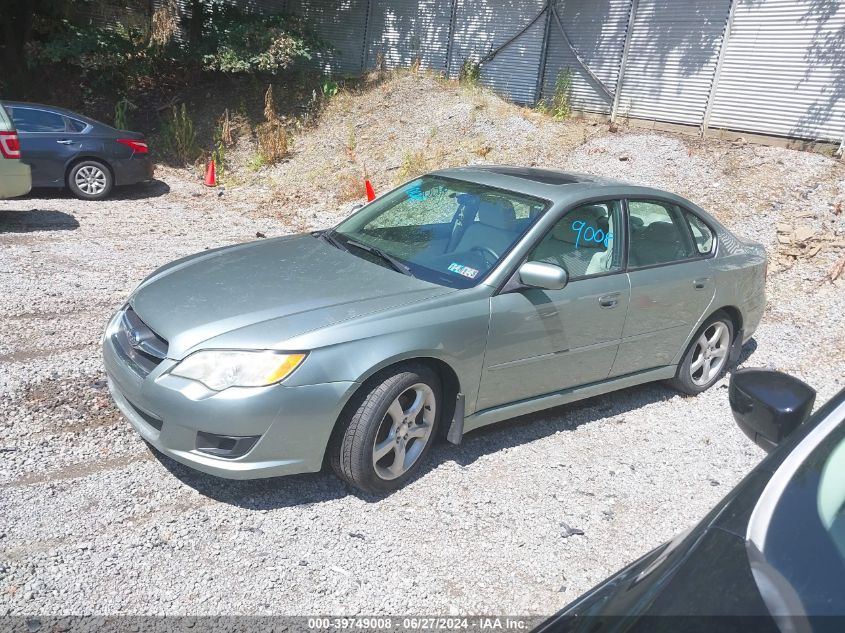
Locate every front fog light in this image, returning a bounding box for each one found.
[171,350,306,391]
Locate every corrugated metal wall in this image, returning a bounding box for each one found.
[615,0,732,125]
[152,0,845,143]
[706,0,845,142]
[541,0,630,114]
[287,0,370,74]
[364,0,454,72]
[447,0,549,104]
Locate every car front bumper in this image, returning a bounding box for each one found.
[102,311,357,479]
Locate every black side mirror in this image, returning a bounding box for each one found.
[729,369,816,453]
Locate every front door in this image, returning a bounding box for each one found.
[610,199,717,377]
[476,200,629,412]
[9,106,80,187]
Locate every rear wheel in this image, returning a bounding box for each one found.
[670,311,734,395]
[330,364,441,494]
[68,160,113,200]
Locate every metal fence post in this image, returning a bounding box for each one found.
[360,0,373,73]
[610,0,637,122]
[534,1,554,105]
[701,0,737,134]
[444,0,459,77]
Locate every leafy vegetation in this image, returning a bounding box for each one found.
[159,104,200,165]
[1,1,327,102]
[549,69,573,120]
[459,59,481,86]
[113,98,137,130]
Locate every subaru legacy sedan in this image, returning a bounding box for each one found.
[103,167,766,493]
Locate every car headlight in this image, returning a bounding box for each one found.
[171,350,306,391]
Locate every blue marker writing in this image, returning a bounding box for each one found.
[571,220,613,248]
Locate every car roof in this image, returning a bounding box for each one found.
[431,165,713,217]
[3,101,108,129]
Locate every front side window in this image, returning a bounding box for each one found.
[627,200,696,268]
[10,108,66,133]
[332,176,549,288]
[529,201,623,278]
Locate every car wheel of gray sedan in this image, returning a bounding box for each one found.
[330,364,441,494]
[68,160,113,200]
[670,311,734,395]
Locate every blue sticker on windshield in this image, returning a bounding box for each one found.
[407,184,426,201]
[448,262,479,279]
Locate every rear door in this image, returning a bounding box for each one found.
[610,199,716,377]
[9,106,81,187]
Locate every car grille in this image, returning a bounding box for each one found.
[112,306,169,375]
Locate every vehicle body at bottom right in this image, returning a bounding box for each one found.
[537,368,845,633]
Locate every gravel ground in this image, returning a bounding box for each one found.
[2,75,845,618]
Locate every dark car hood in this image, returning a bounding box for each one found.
[130,234,453,358]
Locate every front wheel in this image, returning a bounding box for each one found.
[670,312,734,395]
[330,364,441,494]
[68,160,113,200]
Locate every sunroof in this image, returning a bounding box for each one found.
[474,166,589,185]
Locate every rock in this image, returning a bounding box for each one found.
[560,522,585,538]
[793,226,816,242]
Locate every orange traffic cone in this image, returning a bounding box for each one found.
[365,179,376,201]
[204,159,217,187]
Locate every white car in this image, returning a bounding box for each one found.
[0,100,31,199]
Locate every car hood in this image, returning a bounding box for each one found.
[130,234,453,358]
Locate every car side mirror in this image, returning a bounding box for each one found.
[518,261,568,291]
[729,369,816,453]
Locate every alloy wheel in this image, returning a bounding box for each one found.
[372,383,436,480]
[690,321,730,387]
[75,166,107,195]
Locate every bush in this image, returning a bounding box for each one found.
[160,104,200,165]
[459,59,481,86]
[113,98,137,130]
[256,122,289,164]
[550,69,573,120]
[194,4,325,75]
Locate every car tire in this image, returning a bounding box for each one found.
[670,310,735,396]
[330,363,441,494]
[68,160,113,200]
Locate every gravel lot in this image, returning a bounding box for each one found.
[2,81,845,617]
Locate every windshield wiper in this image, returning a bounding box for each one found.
[345,239,415,277]
[318,229,348,252]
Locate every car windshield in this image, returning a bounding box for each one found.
[330,175,550,288]
[754,414,845,615]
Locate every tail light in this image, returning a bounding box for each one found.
[0,131,21,159]
[117,138,148,154]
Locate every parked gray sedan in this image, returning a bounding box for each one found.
[103,167,767,493]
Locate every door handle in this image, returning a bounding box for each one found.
[56,139,73,145]
[598,293,620,308]
[693,277,710,290]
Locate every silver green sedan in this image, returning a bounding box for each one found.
[103,167,767,493]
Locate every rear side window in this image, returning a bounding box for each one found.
[627,200,695,268]
[10,108,66,133]
[67,117,88,133]
[684,210,715,254]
